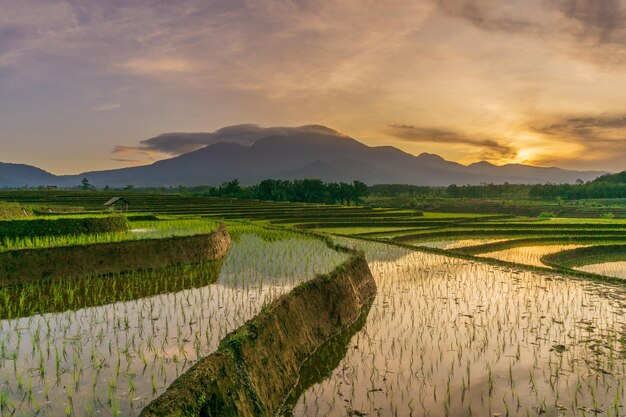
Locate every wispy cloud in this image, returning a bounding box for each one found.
[532,114,626,162]
[94,103,120,111]
[2,0,626,173]
[122,58,194,75]
[435,0,626,66]
[110,158,144,164]
[110,145,158,164]
[387,124,516,160]
[436,0,537,34]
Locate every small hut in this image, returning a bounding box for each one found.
[104,197,130,212]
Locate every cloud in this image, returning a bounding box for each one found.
[110,158,143,164]
[111,145,154,155]
[435,0,537,34]
[534,114,626,143]
[2,0,626,173]
[113,124,346,156]
[435,0,626,66]
[122,58,194,75]
[539,114,626,129]
[387,124,516,159]
[110,145,157,162]
[94,103,120,111]
[531,114,626,164]
[553,0,624,43]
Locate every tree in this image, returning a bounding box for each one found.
[219,179,242,196]
[338,182,353,205]
[81,178,94,190]
[446,184,460,198]
[351,180,368,204]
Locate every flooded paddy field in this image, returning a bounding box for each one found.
[577,262,626,280]
[0,232,347,417]
[416,238,509,250]
[0,192,624,416]
[289,240,626,417]
[478,244,588,268]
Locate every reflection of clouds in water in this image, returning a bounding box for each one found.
[293,248,626,416]
[577,261,626,280]
[479,244,587,267]
[332,236,411,262]
[219,235,347,288]
[0,234,345,417]
[418,238,508,250]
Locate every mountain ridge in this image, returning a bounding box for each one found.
[0,125,606,188]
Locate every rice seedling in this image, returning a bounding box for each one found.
[290,239,626,416]
[576,262,626,280]
[0,194,623,416]
[0,230,347,417]
[0,219,218,251]
[416,238,509,250]
[478,244,587,267]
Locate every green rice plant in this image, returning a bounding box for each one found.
[0,228,348,417]
[0,218,219,251]
[289,239,626,417]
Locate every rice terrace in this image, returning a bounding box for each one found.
[0,183,624,417]
[2,1,626,416]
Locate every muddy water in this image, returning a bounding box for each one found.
[0,234,347,417]
[290,240,626,417]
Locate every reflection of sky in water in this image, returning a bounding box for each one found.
[0,234,346,417]
[577,261,626,280]
[479,244,587,267]
[292,241,626,417]
[417,238,508,250]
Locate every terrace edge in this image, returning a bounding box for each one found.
[0,223,231,286]
[139,247,376,417]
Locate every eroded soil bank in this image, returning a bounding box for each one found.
[140,252,376,417]
[0,224,231,285]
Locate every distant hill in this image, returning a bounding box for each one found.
[0,163,58,188]
[0,125,606,188]
[592,171,626,184]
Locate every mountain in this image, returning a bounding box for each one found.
[0,163,59,188]
[0,125,605,188]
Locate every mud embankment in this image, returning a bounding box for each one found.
[140,251,376,417]
[0,224,231,286]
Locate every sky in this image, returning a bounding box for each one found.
[1,0,625,174]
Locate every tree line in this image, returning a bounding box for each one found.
[369,172,626,200]
[528,182,626,199]
[67,170,626,202]
[184,179,369,205]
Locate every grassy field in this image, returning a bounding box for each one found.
[0,190,624,416]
